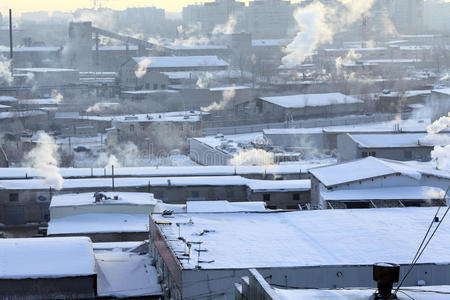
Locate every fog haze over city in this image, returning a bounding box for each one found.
[0,0,449,299]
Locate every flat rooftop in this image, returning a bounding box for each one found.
[348,133,449,148]
[152,208,450,270]
[0,237,95,279]
[50,192,157,208]
[260,93,363,109]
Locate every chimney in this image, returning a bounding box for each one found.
[372,263,400,300]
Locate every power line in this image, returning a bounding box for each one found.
[390,185,450,299]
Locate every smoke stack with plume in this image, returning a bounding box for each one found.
[423,113,450,170]
[24,131,63,190]
[196,72,214,88]
[135,58,151,79]
[105,154,120,168]
[229,149,275,166]
[282,0,375,67]
[0,56,13,86]
[201,87,236,112]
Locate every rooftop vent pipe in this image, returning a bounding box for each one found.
[372,262,400,300]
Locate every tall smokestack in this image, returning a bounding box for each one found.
[9,9,13,76]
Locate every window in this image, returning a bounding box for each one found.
[362,152,368,157]
[404,150,412,160]
[226,189,234,199]
[292,193,300,201]
[9,193,18,202]
[130,125,135,132]
[370,152,376,157]
[345,202,370,209]
[161,84,166,89]
[145,83,150,89]
[140,124,145,131]
[263,194,271,202]
[153,83,158,90]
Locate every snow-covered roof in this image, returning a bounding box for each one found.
[348,133,449,148]
[322,186,445,201]
[121,90,179,95]
[323,119,437,134]
[0,96,18,102]
[0,237,95,279]
[18,98,59,105]
[165,44,228,50]
[93,45,138,51]
[89,111,202,123]
[47,213,149,235]
[209,85,251,91]
[246,179,310,192]
[186,201,267,213]
[96,252,162,297]
[0,104,10,109]
[152,207,450,270]
[0,110,47,120]
[309,157,424,187]
[274,286,450,300]
[0,46,61,52]
[260,93,363,109]
[252,39,289,47]
[50,192,157,208]
[15,67,78,73]
[0,163,317,180]
[132,56,229,69]
[433,88,450,96]
[0,176,312,193]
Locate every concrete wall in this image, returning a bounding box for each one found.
[248,190,310,210]
[189,138,232,165]
[0,275,96,299]
[50,231,148,243]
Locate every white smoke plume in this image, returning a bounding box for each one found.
[335,49,362,74]
[201,87,236,112]
[135,58,151,79]
[51,90,64,104]
[196,72,214,88]
[105,154,120,168]
[229,149,275,166]
[24,131,63,190]
[423,187,446,200]
[86,102,120,113]
[0,56,13,86]
[424,113,450,170]
[212,15,237,35]
[440,74,450,82]
[95,142,140,168]
[174,23,210,46]
[282,0,375,67]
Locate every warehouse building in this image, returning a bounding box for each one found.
[149,207,450,299]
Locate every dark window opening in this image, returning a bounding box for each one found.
[344,202,370,209]
[292,193,300,201]
[9,193,18,202]
[263,194,271,202]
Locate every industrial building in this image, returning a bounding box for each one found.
[149,207,450,299]
[337,132,448,162]
[0,237,97,299]
[0,174,311,225]
[255,93,365,122]
[309,157,449,210]
[47,192,159,242]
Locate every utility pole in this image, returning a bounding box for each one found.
[9,9,14,76]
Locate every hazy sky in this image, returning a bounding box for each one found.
[1,0,448,16]
[0,0,299,15]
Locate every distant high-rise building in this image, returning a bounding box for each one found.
[182,0,246,34]
[247,0,295,39]
[385,0,425,33]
